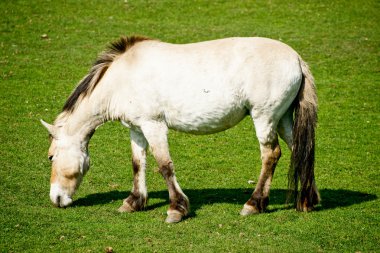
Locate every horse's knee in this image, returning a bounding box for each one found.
[159,161,174,178]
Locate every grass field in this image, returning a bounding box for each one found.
[1,0,379,252]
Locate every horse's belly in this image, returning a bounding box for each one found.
[164,104,248,134]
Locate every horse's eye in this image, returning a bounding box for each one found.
[48,155,53,161]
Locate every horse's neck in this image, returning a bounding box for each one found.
[57,99,104,140]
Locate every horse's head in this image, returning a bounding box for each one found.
[41,119,90,207]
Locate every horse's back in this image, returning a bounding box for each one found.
[110,37,302,133]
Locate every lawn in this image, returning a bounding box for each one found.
[1,0,379,252]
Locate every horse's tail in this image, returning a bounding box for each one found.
[288,58,320,211]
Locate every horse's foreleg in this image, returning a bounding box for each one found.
[141,122,189,223]
[159,161,190,223]
[241,136,281,215]
[118,129,148,213]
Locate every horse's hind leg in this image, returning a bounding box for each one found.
[118,129,148,212]
[241,119,281,215]
[277,108,293,150]
[141,122,189,223]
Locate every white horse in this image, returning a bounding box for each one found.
[41,36,320,223]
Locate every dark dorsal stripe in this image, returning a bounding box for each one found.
[62,36,151,113]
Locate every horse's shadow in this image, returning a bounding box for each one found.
[73,188,377,216]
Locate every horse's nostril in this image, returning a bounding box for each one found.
[56,196,61,207]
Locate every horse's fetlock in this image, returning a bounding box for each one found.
[125,193,147,211]
[247,194,268,213]
[170,194,190,216]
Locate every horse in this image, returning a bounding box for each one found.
[41,36,320,223]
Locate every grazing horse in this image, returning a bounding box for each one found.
[41,36,320,223]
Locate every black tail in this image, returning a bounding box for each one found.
[289,58,320,211]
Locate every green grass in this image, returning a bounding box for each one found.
[1,0,379,252]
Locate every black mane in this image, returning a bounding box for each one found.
[62,36,151,113]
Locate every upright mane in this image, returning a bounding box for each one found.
[62,36,151,113]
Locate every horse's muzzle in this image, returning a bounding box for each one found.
[50,183,73,207]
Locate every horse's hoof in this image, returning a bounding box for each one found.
[240,204,259,216]
[165,210,183,223]
[118,202,134,213]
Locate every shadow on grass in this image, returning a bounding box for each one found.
[73,188,377,216]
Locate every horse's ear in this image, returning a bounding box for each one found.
[40,119,57,138]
